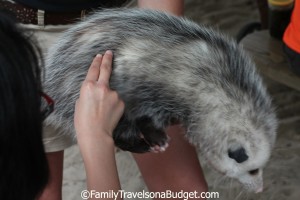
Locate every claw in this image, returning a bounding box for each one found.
[149,142,169,153]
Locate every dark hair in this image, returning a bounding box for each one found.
[0,12,49,199]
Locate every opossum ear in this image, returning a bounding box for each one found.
[228,143,248,163]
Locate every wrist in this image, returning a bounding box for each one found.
[76,127,113,142]
[77,131,115,152]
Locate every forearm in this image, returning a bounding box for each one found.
[138,0,184,16]
[75,51,124,199]
[79,135,121,200]
[38,151,64,200]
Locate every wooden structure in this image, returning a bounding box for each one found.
[241,30,300,91]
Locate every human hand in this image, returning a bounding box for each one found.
[74,51,125,143]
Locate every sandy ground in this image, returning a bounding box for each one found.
[62,0,300,199]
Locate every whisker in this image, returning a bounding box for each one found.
[229,178,234,198]
[233,189,244,200]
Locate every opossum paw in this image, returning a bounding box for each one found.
[144,134,170,153]
[136,116,170,153]
[150,142,169,153]
[114,137,152,153]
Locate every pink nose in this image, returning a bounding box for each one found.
[255,186,263,193]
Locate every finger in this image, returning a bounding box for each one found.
[85,54,103,81]
[98,50,113,85]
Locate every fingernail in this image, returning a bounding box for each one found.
[106,50,113,55]
[96,54,102,58]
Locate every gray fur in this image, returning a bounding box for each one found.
[44,9,277,192]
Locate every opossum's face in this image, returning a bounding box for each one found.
[212,136,270,193]
[197,106,276,193]
[203,127,272,193]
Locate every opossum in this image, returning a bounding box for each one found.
[44,9,277,193]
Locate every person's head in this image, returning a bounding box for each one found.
[0,12,49,199]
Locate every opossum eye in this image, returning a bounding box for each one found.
[228,146,249,163]
[249,169,259,176]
